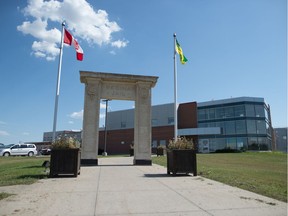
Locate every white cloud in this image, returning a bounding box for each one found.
[0,121,6,125]
[69,110,83,120]
[111,40,129,48]
[22,132,30,136]
[68,120,74,124]
[0,131,10,136]
[17,0,127,61]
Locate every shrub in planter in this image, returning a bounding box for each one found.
[167,137,197,176]
[49,136,81,177]
[156,146,165,156]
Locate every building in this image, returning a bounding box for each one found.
[196,97,273,152]
[44,97,274,154]
[274,128,287,153]
[43,130,82,143]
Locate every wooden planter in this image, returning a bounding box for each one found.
[129,148,134,156]
[49,148,81,177]
[167,149,197,176]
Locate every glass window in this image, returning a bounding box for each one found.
[225,121,236,135]
[215,122,225,134]
[168,117,174,125]
[152,140,157,148]
[247,120,256,134]
[248,137,258,150]
[198,109,207,121]
[255,105,265,117]
[237,137,247,151]
[160,140,166,146]
[198,123,208,128]
[256,120,266,134]
[209,108,215,120]
[235,105,245,117]
[214,138,226,150]
[215,107,225,119]
[225,107,234,118]
[235,120,246,134]
[245,104,255,117]
[258,137,268,150]
[226,138,237,149]
[121,121,126,128]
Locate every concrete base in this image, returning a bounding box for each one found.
[81,159,98,166]
[134,159,152,165]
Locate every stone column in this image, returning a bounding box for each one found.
[81,79,101,165]
[134,82,152,165]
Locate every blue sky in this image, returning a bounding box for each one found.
[0,0,287,144]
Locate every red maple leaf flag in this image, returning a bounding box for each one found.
[64,29,83,61]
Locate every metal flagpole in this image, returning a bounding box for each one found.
[173,33,178,141]
[52,21,66,142]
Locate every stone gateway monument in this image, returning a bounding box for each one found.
[80,71,158,165]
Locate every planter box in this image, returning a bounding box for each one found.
[49,148,81,177]
[167,149,197,176]
[129,148,134,156]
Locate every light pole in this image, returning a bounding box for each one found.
[102,99,111,156]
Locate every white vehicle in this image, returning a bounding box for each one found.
[0,144,37,157]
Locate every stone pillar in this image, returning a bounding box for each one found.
[81,79,101,165]
[134,82,152,165]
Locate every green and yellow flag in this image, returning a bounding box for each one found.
[175,39,188,64]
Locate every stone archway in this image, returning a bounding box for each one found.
[80,71,158,165]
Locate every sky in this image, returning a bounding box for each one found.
[0,0,287,144]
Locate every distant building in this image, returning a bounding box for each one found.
[44,97,274,154]
[274,128,287,153]
[43,130,82,143]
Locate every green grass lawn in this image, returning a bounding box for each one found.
[0,156,49,187]
[153,152,287,202]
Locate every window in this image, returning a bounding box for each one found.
[245,104,255,117]
[225,121,236,135]
[256,120,266,134]
[234,105,245,117]
[198,109,207,121]
[168,117,174,125]
[247,120,256,134]
[248,137,258,150]
[209,108,215,120]
[152,140,157,148]
[159,140,166,146]
[121,121,126,128]
[235,120,246,134]
[215,107,225,119]
[255,105,265,117]
[237,137,247,150]
[225,107,234,118]
[226,138,237,149]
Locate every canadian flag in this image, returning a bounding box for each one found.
[64,29,83,61]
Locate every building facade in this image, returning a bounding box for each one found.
[274,127,287,153]
[197,97,273,152]
[44,97,274,154]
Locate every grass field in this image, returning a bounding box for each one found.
[152,152,287,202]
[0,156,49,187]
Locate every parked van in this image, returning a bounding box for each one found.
[0,144,37,157]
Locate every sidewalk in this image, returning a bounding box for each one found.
[0,157,287,216]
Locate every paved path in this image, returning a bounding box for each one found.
[0,157,287,216]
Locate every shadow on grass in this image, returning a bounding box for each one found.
[17,174,48,180]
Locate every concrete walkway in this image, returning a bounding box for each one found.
[0,157,287,216]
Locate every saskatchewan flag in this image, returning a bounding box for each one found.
[175,39,188,64]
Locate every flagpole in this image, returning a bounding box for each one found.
[173,33,178,141]
[52,21,65,142]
